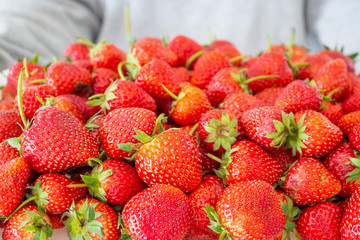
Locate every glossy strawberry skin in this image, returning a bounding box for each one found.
[0,144,20,164]
[0,157,31,217]
[136,59,181,100]
[122,184,192,240]
[91,68,119,94]
[284,157,341,205]
[323,142,359,197]
[131,37,178,67]
[296,201,342,240]
[349,124,360,152]
[0,110,23,143]
[341,185,360,239]
[63,42,90,61]
[91,43,127,72]
[208,40,243,67]
[96,159,147,205]
[99,107,156,159]
[216,180,286,239]
[319,101,344,124]
[61,94,99,121]
[320,49,355,73]
[297,52,330,80]
[342,91,360,113]
[136,128,202,193]
[190,50,232,89]
[187,175,225,238]
[21,107,99,173]
[254,87,284,106]
[174,66,191,83]
[294,110,343,158]
[227,140,283,185]
[51,95,85,123]
[171,84,212,126]
[46,62,92,95]
[247,51,293,93]
[337,110,360,136]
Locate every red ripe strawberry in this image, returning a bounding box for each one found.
[190,50,232,89]
[91,68,119,94]
[174,66,191,83]
[269,147,298,171]
[297,52,330,80]
[72,59,94,73]
[0,144,20,164]
[7,61,45,92]
[284,157,341,205]
[341,185,360,239]
[99,107,156,159]
[208,40,243,67]
[342,91,360,113]
[63,198,120,240]
[224,140,282,185]
[323,142,360,197]
[296,201,342,240]
[319,101,344,124]
[85,114,105,149]
[274,80,323,113]
[31,173,87,214]
[349,124,360,152]
[0,110,23,143]
[241,106,282,151]
[312,58,350,102]
[168,84,211,126]
[63,42,90,61]
[45,61,92,95]
[14,84,56,120]
[337,110,360,136]
[61,93,99,121]
[197,109,239,153]
[320,48,355,73]
[0,157,31,217]
[90,41,127,72]
[122,184,192,240]
[1,84,16,100]
[2,205,52,240]
[246,51,293,93]
[131,37,178,67]
[21,107,99,173]
[209,180,285,239]
[46,95,85,123]
[82,159,146,205]
[254,87,284,106]
[204,67,243,107]
[136,128,202,193]
[187,175,225,239]
[136,59,181,100]
[167,35,205,68]
[0,99,15,111]
[47,213,65,229]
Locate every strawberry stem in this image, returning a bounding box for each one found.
[118,62,129,80]
[125,4,136,47]
[23,57,30,78]
[189,122,199,136]
[67,183,88,188]
[229,55,247,63]
[161,84,178,100]
[244,74,280,84]
[185,50,205,69]
[28,79,46,85]
[17,68,27,127]
[5,195,38,221]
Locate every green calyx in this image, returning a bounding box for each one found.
[185,50,205,69]
[117,213,134,240]
[87,80,118,113]
[20,210,53,240]
[280,195,301,240]
[63,200,105,240]
[84,111,103,132]
[307,79,338,109]
[205,204,233,240]
[345,151,360,183]
[266,112,309,156]
[204,112,240,152]
[208,148,238,186]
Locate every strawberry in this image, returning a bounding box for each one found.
[72,59,94,73]
[90,41,127,72]
[131,37,178,67]
[246,51,293,93]
[190,50,232,89]
[135,128,202,193]
[63,198,121,240]
[342,91,360,113]
[284,157,341,205]
[312,58,350,102]
[45,95,85,123]
[274,80,323,113]
[269,147,298,171]
[206,180,285,239]
[135,59,181,100]
[323,142,360,197]
[341,185,360,239]
[0,157,31,217]
[297,52,330,80]
[85,113,105,149]
[21,107,99,173]
[45,61,92,95]
[337,110,360,136]
[167,35,205,68]
[174,66,191,83]
[88,80,157,114]
[0,110,23,143]
[91,68,119,94]
[296,201,342,240]
[61,93,99,121]
[319,101,344,124]
[81,159,147,205]
[2,205,52,240]
[47,213,65,229]
[0,144,20,164]
[165,84,211,126]
[197,109,239,153]
[99,107,156,159]
[63,42,90,61]
[349,124,360,152]
[0,99,15,111]
[320,48,356,73]
[187,175,225,239]
[122,184,192,240]
[30,173,87,214]
[207,40,243,67]
[254,87,284,106]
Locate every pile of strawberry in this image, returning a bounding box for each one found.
[1,31,360,240]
